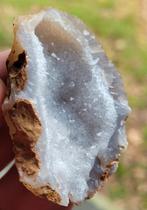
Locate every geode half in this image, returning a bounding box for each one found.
[3,8,131,206]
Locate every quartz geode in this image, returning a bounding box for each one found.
[3,8,131,206]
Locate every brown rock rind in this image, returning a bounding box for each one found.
[6,51,27,93]
[3,21,61,203]
[6,24,28,96]
[100,160,118,181]
[24,184,61,204]
[4,99,41,176]
[3,21,41,177]
[3,87,61,203]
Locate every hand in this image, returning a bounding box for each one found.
[0,50,72,210]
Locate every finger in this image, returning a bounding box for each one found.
[0,50,10,80]
[0,79,6,125]
[0,77,14,173]
[0,124,14,171]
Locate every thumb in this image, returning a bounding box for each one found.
[0,78,14,171]
[0,78,7,126]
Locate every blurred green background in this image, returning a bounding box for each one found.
[0,0,147,210]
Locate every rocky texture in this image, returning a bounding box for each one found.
[3,100,41,176]
[24,183,61,204]
[3,8,131,206]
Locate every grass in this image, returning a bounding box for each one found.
[0,0,147,210]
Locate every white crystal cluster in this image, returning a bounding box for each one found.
[14,9,130,206]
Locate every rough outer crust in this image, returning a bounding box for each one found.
[3,98,61,202]
[2,19,61,204]
[24,183,61,204]
[3,99,41,176]
[3,89,62,202]
[6,22,27,95]
[100,160,118,181]
[86,159,118,200]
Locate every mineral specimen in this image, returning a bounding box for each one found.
[3,8,131,206]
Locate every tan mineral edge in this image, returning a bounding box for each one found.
[2,18,62,204]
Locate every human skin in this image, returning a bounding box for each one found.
[0,50,72,210]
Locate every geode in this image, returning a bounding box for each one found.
[3,8,131,206]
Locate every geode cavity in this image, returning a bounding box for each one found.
[3,8,131,206]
